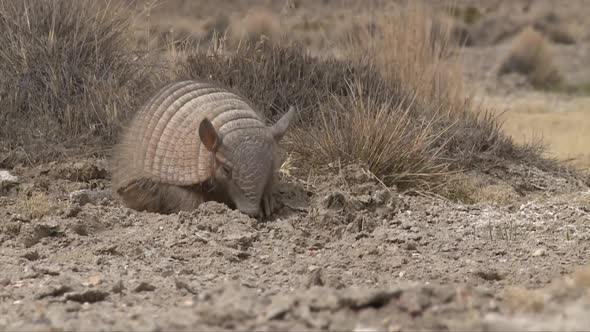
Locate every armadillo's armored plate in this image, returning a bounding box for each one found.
[112,80,266,189]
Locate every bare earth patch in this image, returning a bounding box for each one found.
[1,159,589,330]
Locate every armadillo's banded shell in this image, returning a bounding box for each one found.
[114,80,266,187]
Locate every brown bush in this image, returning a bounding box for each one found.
[0,0,157,167]
[499,26,563,89]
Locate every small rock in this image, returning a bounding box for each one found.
[404,242,417,251]
[69,189,111,206]
[390,256,406,269]
[0,170,18,182]
[37,285,73,299]
[134,281,156,292]
[263,296,295,321]
[111,280,125,294]
[306,268,324,288]
[0,171,19,196]
[33,265,61,276]
[22,250,41,261]
[398,290,431,316]
[64,204,82,218]
[84,275,103,287]
[69,221,88,236]
[0,278,11,287]
[474,269,504,281]
[372,189,391,205]
[222,232,257,250]
[341,288,403,310]
[323,191,347,210]
[175,279,197,294]
[65,301,82,312]
[65,289,109,303]
[532,248,547,257]
[183,298,195,307]
[10,214,31,223]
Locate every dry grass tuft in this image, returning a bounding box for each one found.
[357,3,466,112]
[442,176,521,205]
[499,27,563,89]
[288,79,452,190]
[19,192,51,220]
[0,0,157,167]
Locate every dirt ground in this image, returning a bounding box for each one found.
[2,0,590,331]
[1,159,589,331]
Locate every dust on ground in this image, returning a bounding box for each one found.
[1,158,589,331]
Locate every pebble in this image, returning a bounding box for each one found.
[0,170,18,182]
[134,281,156,292]
[532,248,547,257]
[111,280,125,294]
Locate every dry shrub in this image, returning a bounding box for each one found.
[178,3,555,193]
[19,192,51,220]
[229,8,282,45]
[289,80,451,189]
[0,0,157,167]
[499,27,563,89]
[349,3,544,169]
[442,176,520,205]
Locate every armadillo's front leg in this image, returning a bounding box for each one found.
[261,193,274,218]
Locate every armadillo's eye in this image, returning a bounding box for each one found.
[221,165,232,178]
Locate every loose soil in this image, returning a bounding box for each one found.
[1,159,589,331]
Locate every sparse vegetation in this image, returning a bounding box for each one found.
[499,27,563,90]
[0,0,157,167]
[0,0,579,196]
[19,191,51,219]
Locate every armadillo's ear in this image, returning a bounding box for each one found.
[270,106,296,142]
[199,118,220,152]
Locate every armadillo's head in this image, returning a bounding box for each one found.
[198,106,296,218]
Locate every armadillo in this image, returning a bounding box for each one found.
[111,79,296,218]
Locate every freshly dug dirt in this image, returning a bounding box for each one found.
[1,159,589,331]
